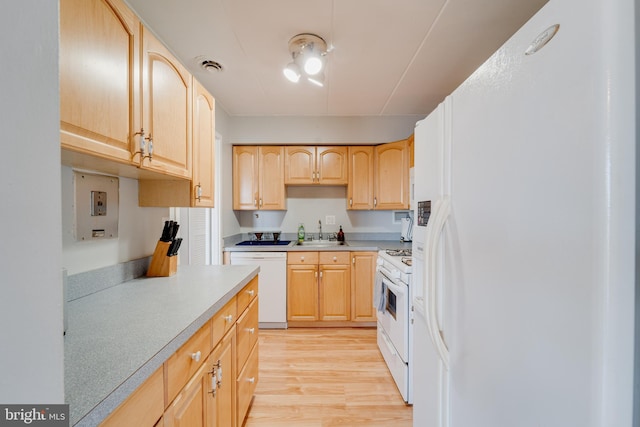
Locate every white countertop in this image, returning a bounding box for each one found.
[64,265,259,426]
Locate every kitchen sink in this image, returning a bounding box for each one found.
[236,240,292,246]
[297,240,348,247]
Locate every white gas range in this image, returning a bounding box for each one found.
[375,248,413,404]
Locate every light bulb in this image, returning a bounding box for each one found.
[304,55,323,75]
[283,62,301,83]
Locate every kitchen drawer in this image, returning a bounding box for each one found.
[288,251,319,265]
[236,297,259,369]
[237,275,258,314]
[236,341,259,424]
[319,251,350,265]
[165,320,212,405]
[100,367,164,427]
[211,296,237,348]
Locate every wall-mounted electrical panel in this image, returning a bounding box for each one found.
[74,171,119,240]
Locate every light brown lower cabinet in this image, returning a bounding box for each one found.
[100,367,164,427]
[236,341,259,423]
[164,326,237,427]
[99,276,259,427]
[163,352,214,427]
[350,251,378,322]
[287,252,351,324]
[236,297,259,423]
[212,329,236,427]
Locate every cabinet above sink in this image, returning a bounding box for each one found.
[232,140,412,212]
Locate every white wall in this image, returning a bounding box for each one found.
[0,0,63,403]
[61,167,169,275]
[215,106,243,241]
[228,115,420,144]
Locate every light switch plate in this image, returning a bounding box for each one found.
[74,172,119,240]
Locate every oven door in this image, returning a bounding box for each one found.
[376,272,410,363]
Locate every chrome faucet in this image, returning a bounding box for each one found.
[318,220,323,240]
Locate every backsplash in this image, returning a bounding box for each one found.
[66,257,151,301]
[234,186,410,236]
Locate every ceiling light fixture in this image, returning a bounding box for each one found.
[307,72,325,87]
[283,33,328,86]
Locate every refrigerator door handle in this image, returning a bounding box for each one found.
[426,198,451,370]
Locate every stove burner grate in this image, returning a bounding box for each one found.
[385,249,412,257]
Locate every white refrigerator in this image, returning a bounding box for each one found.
[411,0,636,425]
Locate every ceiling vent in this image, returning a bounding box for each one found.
[196,56,223,73]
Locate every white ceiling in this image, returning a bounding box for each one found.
[125,0,548,118]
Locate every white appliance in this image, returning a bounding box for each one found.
[229,252,287,328]
[375,248,413,403]
[411,0,635,426]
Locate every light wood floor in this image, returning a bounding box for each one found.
[243,328,413,427]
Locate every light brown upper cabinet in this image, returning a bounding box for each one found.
[407,133,415,168]
[139,27,192,179]
[60,0,140,164]
[347,140,410,210]
[374,139,410,210]
[138,79,215,207]
[347,146,375,210]
[191,80,215,207]
[285,146,348,185]
[233,146,285,210]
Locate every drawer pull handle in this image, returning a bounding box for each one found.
[301,256,305,261]
[247,289,255,296]
[333,256,337,261]
[224,314,233,322]
[247,377,255,384]
[191,351,201,362]
[248,327,255,334]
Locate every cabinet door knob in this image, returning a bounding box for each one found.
[224,314,233,322]
[191,351,201,362]
[300,256,305,262]
[248,327,255,334]
[247,289,255,296]
[247,377,255,384]
[333,256,337,262]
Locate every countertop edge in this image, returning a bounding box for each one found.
[223,240,411,252]
[72,266,259,427]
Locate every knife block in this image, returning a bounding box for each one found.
[147,241,177,277]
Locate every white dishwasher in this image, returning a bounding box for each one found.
[229,252,287,329]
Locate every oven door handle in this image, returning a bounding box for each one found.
[381,277,406,296]
[377,265,397,281]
